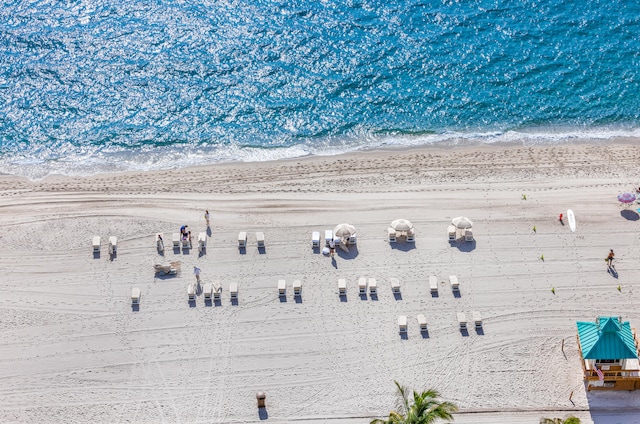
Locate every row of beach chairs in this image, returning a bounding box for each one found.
[278,279,302,297]
[398,312,482,333]
[310,230,357,248]
[238,232,265,248]
[92,236,118,255]
[448,225,474,242]
[131,282,239,305]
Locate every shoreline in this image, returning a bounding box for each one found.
[1,135,639,182]
[1,142,640,423]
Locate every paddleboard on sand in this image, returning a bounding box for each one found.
[567,209,576,232]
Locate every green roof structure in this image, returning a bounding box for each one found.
[577,316,638,360]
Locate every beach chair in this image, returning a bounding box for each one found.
[406,230,415,243]
[324,230,333,246]
[311,231,320,248]
[229,282,238,299]
[473,311,482,328]
[256,232,265,248]
[348,234,357,245]
[338,278,347,296]
[182,234,191,249]
[358,277,367,295]
[417,314,427,331]
[464,229,474,242]
[92,236,100,253]
[198,232,207,252]
[131,288,141,305]
[156,233,164,252]
[429,275,438,294]
[448,225,456,241]
[213,281,222,300]
[108,236,117,255]
[457,312,467,330]
[203,283,213,300]
[278,279,286,297]
[390,278,400,293]
[369,278,377,295]
[238,232,247,248]
[398,315,407,333]
[293,280,302,296]
[172,233,180,249]
[449,275,459,292]
[387,227,396,243]
[187,283,196,302]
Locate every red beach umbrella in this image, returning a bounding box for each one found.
[617,192,636,204]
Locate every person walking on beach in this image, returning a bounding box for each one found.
[607,249,615,268]
[329,238,335,257]
[204,210,210,227]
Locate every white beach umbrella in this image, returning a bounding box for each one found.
[451,216,473,229]
[334,223,356,238]
[391,219,413,232]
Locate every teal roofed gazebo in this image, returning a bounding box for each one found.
[576,316,640,391]
[577,316,638,360]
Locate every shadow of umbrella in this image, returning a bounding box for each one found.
[620,209,639,221]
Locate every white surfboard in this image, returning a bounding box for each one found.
[567,209,576,232]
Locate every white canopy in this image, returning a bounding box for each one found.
[391,219,413,232]
[451,216,473,229]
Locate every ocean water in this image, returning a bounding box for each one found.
[1,0,639,179]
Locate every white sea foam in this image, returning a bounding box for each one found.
[1,127,639,180]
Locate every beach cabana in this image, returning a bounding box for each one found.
[577,316,640,390]
[388,219,415,243]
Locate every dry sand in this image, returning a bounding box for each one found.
[1,143,640,423]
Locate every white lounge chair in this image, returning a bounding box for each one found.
[213,281,222,300]
[172,233,180,248]
[358,277,367,295]
[390,278,400,293]
[348,234,357,245]
[311,231,320,248]
[256,232,265,247]
[369,278,377,295]
[429,275,438,293]
[324,230,333,246]
[293,280,302,296]
[229,282,238,299]
[203,283,213,300]
[187,283,196,301]
[398,315,407,333]
[417,314,427,331]
[338,278,347,296]
[465,228,474,242]
[92,236,100,253]
[387,227,396,243]
[448,225,456,241]
[406,230,415,243]
[156,233,164,252]
[278,279,286,297]
[131,288,141,305]
[457,312,467,330]
[182,234,191,249]
[198,232,207,252]
[449,275,459,291]
[108,236,117,254]
[473,311,482,328]
[238,232,247,248]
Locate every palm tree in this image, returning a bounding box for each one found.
[371,381,458,424]
[540,417,581,424]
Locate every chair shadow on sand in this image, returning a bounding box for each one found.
[336,246,359,259]
[620,209,639,221]
[390,243,416,252]
[450,240,476,252]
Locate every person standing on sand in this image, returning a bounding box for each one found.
[204,210,210,227]
[329,238,335,257]
[607,249,615,267]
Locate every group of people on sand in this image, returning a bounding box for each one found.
[177,211,210,243]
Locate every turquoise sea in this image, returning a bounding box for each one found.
[1,0,639,179]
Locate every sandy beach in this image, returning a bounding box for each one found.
[2,142,640,423]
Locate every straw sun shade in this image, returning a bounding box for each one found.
[390,219,413,232]
[451,216,473,229]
